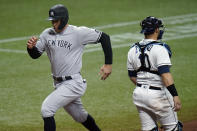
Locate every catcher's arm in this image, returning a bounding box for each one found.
[161,72,181,111]
[128,70,137,85]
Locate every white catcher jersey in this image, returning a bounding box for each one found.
[127,39,172,87]
[35,25,102,77]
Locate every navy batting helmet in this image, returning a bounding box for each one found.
[48,4,69,30]
[140,16,164,35]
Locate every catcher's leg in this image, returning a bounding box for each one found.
[150,126,159,131]
[136,106,157,131]
[170,121,183,131]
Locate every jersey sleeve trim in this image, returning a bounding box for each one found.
[96,31,102,43]
[128,70,137,77]
[158,65,170,75]
[157,63,172,67]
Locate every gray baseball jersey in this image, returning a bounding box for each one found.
[39,25,102,121]
[36,25,102,77]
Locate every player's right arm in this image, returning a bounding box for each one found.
[27,30,47,59]
[27,36,42,59]
[127,47,137,85]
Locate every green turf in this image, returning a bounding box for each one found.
[0,0,197,130]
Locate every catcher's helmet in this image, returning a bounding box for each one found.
[48,4,69,30]
[140,16,164,35]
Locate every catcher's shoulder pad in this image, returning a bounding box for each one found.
[157,42,172,57]
[130,42,141,51]
[130,42,138,48]
[162,43,172,57]
[147,41,172,57]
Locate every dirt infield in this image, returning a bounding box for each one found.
[154,120,197,131]
[158,120,197,131]
[182,120,197,131]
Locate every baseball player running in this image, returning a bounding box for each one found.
[127,16,183,131]
[27,4,112,131]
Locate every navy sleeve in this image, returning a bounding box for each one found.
[98,32,113,64]
[27,46,41,59]
[158,65,170,75]
[128,70,137,77]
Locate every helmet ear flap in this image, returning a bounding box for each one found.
[58,18,68,30]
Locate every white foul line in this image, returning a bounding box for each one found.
[84,32,197,53]
[0,49,27,54]
[0,13,197,54]
[1,13,197,44]
[2,32,197,54]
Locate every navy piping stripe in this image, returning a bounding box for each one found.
[163,89,177,123]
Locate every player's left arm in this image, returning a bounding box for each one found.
[160,71,181,111]
[128,70,137,85]
[98,32,112,80]
[156,45,181,111]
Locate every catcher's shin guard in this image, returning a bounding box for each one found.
[177,121,183,131]
[172,121,183,131]
[150,126,159,131]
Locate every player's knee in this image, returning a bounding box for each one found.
[72,111,88,123]
[41,106,55,118]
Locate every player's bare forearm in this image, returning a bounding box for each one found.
[161,72,181,111]
[99,64,112,80]
[130,77,137,85]
[161,72,174,87]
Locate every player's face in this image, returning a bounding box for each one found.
[52,20,61,32]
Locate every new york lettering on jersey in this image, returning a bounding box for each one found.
[47,39,72,50]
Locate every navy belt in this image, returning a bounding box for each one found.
[136,83,161,90]
[53,76,72,82]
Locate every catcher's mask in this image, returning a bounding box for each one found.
[48,4,69,30]
[140,16,164,39]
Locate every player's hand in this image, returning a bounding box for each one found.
[173,96,181,111]
[27,36,38,49]
[99,64,112,80]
